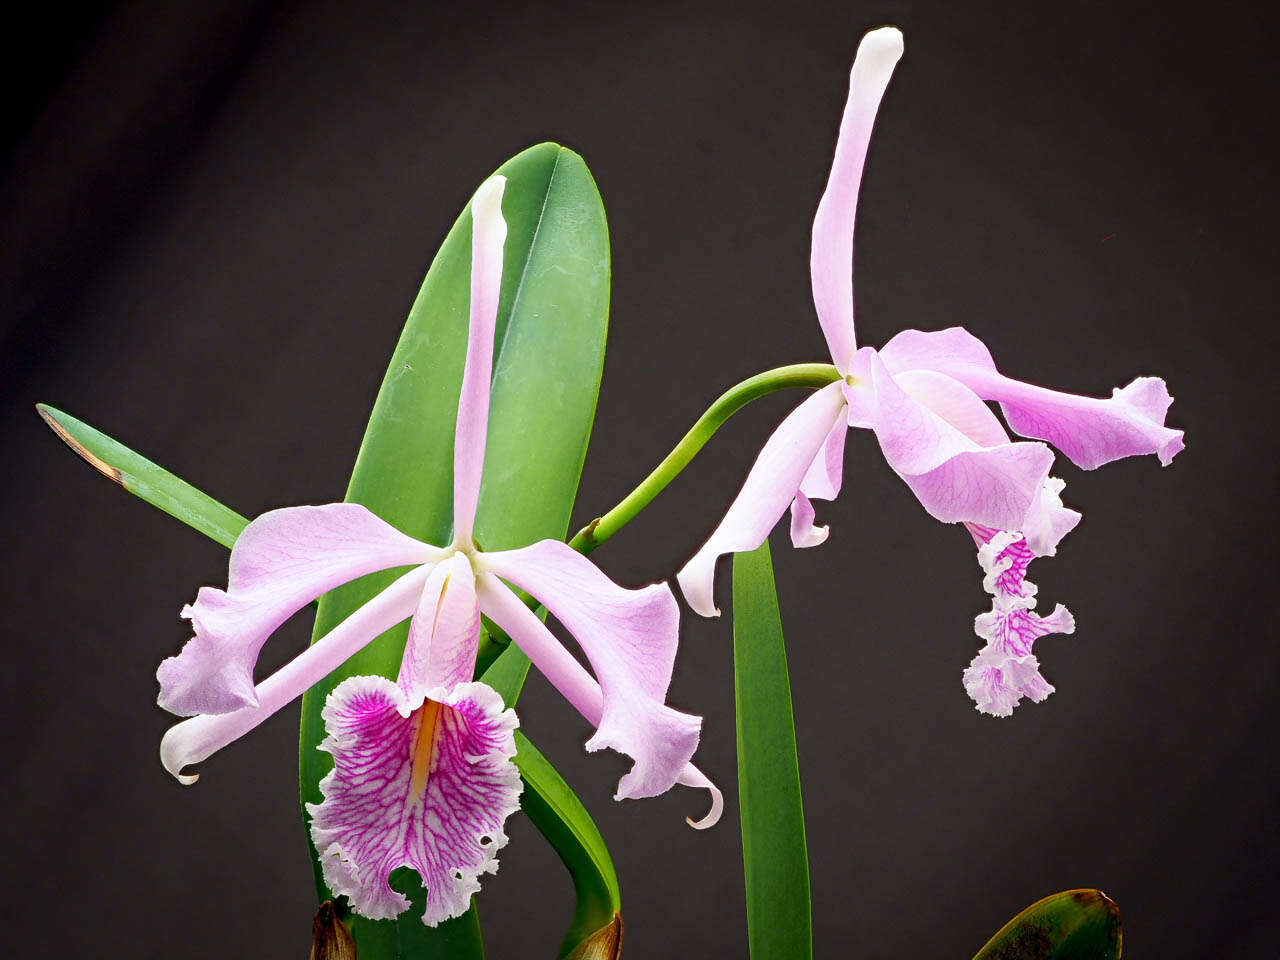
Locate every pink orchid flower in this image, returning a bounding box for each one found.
[677,28,1183,715]
[157,176,720,926]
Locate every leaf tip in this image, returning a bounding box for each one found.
[37,404,124,485]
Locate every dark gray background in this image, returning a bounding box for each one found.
[3,1,1276,956]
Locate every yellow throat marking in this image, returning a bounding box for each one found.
[409,699,443,803]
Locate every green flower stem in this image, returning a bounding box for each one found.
[568,362,840,555]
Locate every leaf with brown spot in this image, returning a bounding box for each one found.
[972,889,1122,960]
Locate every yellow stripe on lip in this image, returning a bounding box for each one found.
[408,699,443,803]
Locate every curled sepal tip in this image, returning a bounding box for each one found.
[678,763,723,830]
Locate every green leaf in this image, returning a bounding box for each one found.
[299,142,611,956]
[731,541,812,960]
[972,889,1122,960]
[480,641,621,959]
[36,404,248,548]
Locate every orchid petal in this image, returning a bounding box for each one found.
[307,677,521,926]
[160,564,431,783]
[399,553,481,697]
[1019,476,1082,557]
[452,175,509,548]
[810,27,904,371]
[158,504,441,716]
[869,354,1055,531]
[677,381,848,617]
[788,410,849,547]
[676,763,724,830]
[881,327,1185,469]
[475,572,703,803]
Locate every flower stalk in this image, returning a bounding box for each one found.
[569,363,841,555]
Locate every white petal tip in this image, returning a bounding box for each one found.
[177,771,199,786]
[863,26,905,57]
[472,176,507,216]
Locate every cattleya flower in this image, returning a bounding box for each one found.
[676,28,1184,714]
[158,176,720,926]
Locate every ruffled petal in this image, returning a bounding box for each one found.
[810,27,904,371]
[160,564,432,783]
[1018,477,1082,557]
[961,528,1075,717]
[677,381,848,616]
[868,354,1055,531]
[475,572,703,803]
[399,553,481,697]
[307,677,521,926]
[158,504,441,716]
[880,327,1185,469]
[452,176,509,548]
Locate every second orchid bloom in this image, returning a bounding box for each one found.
[156,177,718,927]
[677,27,1183,715]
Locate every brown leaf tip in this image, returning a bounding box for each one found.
[36,405,123,485]
[309,900,357,960]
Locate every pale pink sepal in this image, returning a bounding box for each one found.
[399,553,481,697]
[160,564,432,783]
[452,176,508,548]
[880,327,1185,470]
[868,354,1055,531]
[789,412,848,548]
[810,27,904,372]
[157,504,441,716]
[308,677,521,926]
[677,380,848,617]
[475,573,705,805]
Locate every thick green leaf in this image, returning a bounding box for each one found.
[479,642,621,959]
[972,889,1122,960]
[37,404,248,548]
[299,142,611,955]
[731,541,812,960]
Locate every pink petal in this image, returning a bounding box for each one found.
[158,504,441,716]
[399,554,482,697]
[307,677,521,926]
[868,354,1055,531]
[452,176,509,548]
[789,412,849,548]
[475,572,704,804]
[880,327,1185,469]
[160,564,432,784]
[810,27,904,371]
[677,381,848,617]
